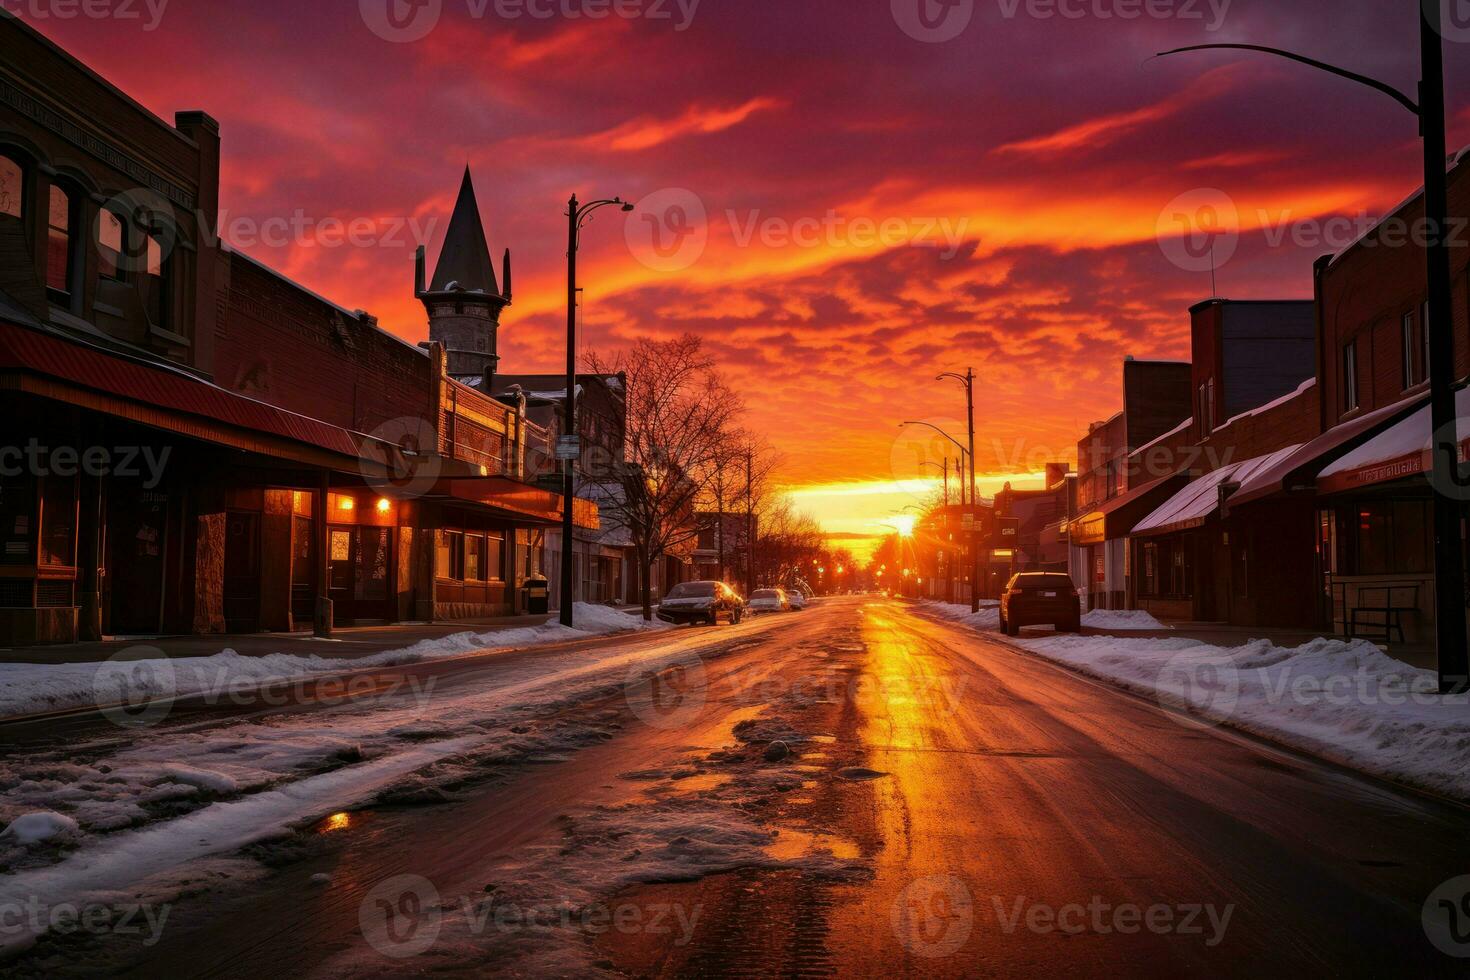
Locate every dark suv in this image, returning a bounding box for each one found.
[999,572,1082,636]
[657,581,745,626]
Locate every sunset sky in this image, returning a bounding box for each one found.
[28,1,1470,557]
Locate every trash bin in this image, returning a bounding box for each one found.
[524,576,550,615]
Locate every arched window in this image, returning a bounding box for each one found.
[46,184,74,297]
[0,155,22,220]
[143,230,168,327]
[97,206,125,281]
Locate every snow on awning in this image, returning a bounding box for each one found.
[1315,386,1470,495]
[1133,445,1301,538]
[1229,392,1430,508]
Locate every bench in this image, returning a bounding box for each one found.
[1347,584,1419,644]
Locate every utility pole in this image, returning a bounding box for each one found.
[1158,7,1467,693]
[745,448,756,595]
[560,195,578,628]
[559,193,634,629]
[965,368,979,613]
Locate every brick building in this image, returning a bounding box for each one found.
[0,16,591,645]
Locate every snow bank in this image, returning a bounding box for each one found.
[1081,609,1170,631]
[1018,633,1470,801]
[1,812,78,845]
[0,603,665,720]
[924,601,1000,630]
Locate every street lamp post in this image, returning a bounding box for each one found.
[1158,5,1467,693]
[561,193,634,629]
[939,370,981,614]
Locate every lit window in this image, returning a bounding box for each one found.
[0,155,21,220]
[46,186,73,295]
[143,233,167,326]
[98,208,125,281]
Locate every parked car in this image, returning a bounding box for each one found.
[747,588,791,614]
[657,581,745,626]
[999,572,1082,636]
[786,590,807,610]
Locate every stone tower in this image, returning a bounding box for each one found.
[416,167,513,381]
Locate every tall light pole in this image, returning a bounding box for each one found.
[900,421,972,506]
[939,370,981,613]
[1158,5,1467,694]
[561,193,634,628]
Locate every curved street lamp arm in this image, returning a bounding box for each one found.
[900,421,969,457]
[936,371,972,388]
[1154,43,1419,117]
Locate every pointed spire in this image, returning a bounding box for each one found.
[501,248,513,303]
[430,167,500,295]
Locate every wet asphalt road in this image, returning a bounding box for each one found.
[12,597,1469,978]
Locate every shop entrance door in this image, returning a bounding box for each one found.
[328,525,392,624]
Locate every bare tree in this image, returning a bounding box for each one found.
[586,336,743,620]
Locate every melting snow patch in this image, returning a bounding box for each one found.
[1081,609,1169,631]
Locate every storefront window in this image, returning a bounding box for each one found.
[1345,500,1430,575]
[0,475,34,564]
[436,529,464,580]
[465,535,483,582]
[39,476,77,568]
[486,532,504,581]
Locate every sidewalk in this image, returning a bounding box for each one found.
[0,609,653,666]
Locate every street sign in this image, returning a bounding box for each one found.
[961,513,974,531]
[555,436,581,460]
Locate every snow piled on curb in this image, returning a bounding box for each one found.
[1019,633,1470,801]
[1080,609,1169,631]
[925,600,999,630]
[918,599,1470,801]
[0,603,666,719]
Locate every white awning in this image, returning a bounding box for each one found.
[1133,445,1301,537]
